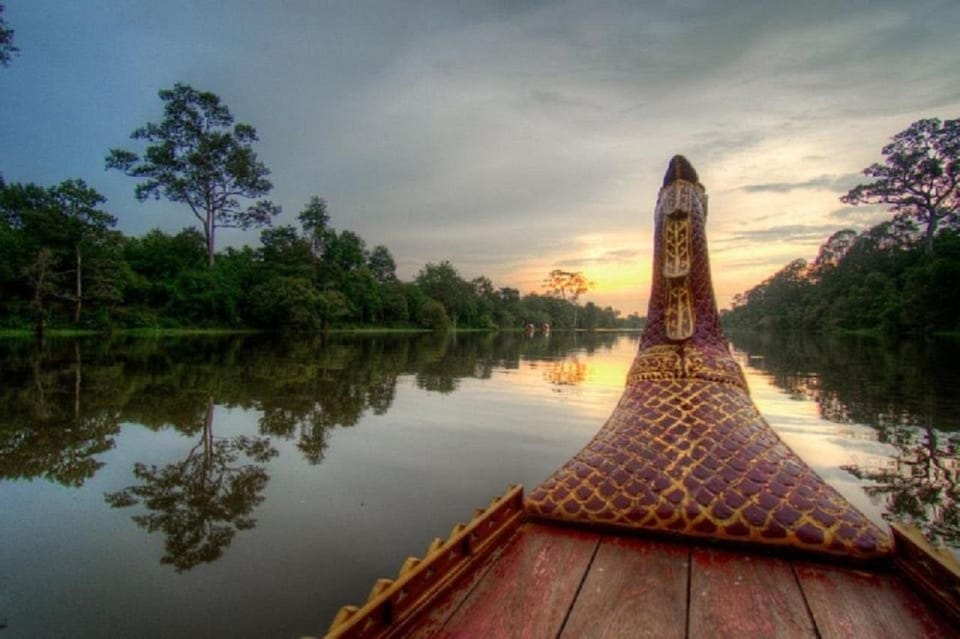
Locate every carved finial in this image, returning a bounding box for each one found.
[662,155,699,187]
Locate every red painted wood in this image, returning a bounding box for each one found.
[689,548,815,638]
[398,537,511,639]
[560,536,689,639]
[435,523,600,639]
[795,562,956,639]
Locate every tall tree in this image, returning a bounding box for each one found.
[0,1,18,67]
[368,245,397,284]
[1,180,117,328]
[106,83,280,266]
[416,261,472,330]
[542,269,592,327]
[297,195,331,258]
[542,269,591,303]
[47,180,117,322]
[842,118,960,254]
[257,225,313,279]
[809,228,857,284]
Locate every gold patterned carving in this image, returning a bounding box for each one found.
[656,180,703,222]
[660,181,694,216]
[627,344,746,388]
[626,345,683,382]
[663,216,691,278]
[665,283,694,340]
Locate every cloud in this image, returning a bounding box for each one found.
[553,248,642,268]
[721,224,846,244]
[740,174,862,194]
[830,204,888,221]
[2,0,959,314]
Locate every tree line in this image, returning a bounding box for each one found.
[722,118,960,335]
[0,84,637,335]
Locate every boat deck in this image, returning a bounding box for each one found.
[405,522,954,639]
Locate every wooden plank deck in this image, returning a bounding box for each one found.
[420,523,955,639]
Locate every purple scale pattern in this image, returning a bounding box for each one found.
[524,156,892,560]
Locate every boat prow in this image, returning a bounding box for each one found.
[322,156,958,638]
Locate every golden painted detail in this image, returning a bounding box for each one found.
[626,344,747,388]
[525,379,893,559]
[658,180,701,218]
[656,181,700,341]
[665,282,695,340]
[662,215,691,278]
[627,345,683,380]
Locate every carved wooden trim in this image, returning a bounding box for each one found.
[324,485,525,639]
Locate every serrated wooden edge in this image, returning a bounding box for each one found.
[324,484,524,638]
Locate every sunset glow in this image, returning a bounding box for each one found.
[1,3,956,318]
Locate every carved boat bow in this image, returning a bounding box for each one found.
[322,156,960,639]
[525,155,892,559]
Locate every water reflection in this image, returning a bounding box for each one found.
[543,356,588,386]
[105,398,277,571]
[843,428,960,547]
[729,331,960,546]
[0,341,120,486]
[0,331,622,571]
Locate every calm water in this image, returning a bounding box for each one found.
[0,331,957,637]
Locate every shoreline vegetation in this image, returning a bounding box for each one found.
[2,84,642,339]
[720,226,960,336]
[0,325,645,340]
[0,184,643,337]
[722,118,959,337]
[3,84,954,339]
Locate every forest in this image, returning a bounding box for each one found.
[0,184,633,334]
[723,117,960,335]
[0,84,637,336]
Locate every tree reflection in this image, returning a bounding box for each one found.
[843,427,960,546]
[0,341,120,486]
[0,331,626,485]
[105,398,277,572]
[729,331,960,545]
[248,337,403,463]
[543,356,588,386]
[0,330,633,568]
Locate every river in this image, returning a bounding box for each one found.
[0,330,956,637]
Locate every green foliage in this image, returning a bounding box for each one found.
[316,290,351,330]
[379,281,409,324]
[257,225,313,279]
[843,118,960,254]
[0,2,17,67]
[106,83,280,266]
[419,299,451,332]
[416,261,473,329]
[369,245,397,284]
[247,276,322,331]
[297,195,331,258]
[1,122,628,332]
[728,118,960,336]
[0,178,119,331]
[724,223,960,335]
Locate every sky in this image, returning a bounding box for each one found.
[1,1,958,316]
